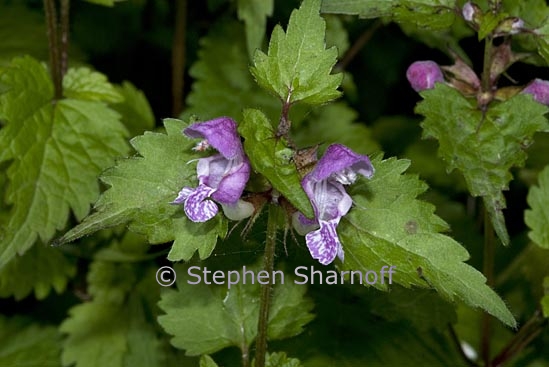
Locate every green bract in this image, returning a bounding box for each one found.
[239,108,314,218]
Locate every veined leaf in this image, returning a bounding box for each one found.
[157,264,314,356]
[339,156,516,327]
[0,56,129,268]
[182,21,280,123]
[55,118,227,262]
[0,243,76,300]
[415,84,549,246]
[321,0,456,29]
[525,165,549,249]
[60,263,164,367]
[111,81,155,136]
[253,352,303,367]
[239,108,314,218]
[0,315,61,367]
[250,0,342,105]
[63,67,124,103]
[199,355,219,367]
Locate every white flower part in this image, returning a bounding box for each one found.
[462,2,475,22]
[332,167,358,185]
[510,18,524,34]
[220,199,254,221]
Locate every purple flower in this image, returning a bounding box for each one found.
[173,117,253,222]
[294,144,374,265]
[406,61,444,92]
[522,79,549,106]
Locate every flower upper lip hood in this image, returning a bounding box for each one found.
[184,117,244,159]
[299,144,374,265]
[173,117,252,222]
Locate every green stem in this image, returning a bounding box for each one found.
[481,36,493,93]
[481,209,495,367]
[43,0,62,100]
[171,0,187,117]
[254,205,277,367]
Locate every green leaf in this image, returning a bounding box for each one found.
[157,264,314,356]
[182,21,280,123]
[54,118,227,262]
[0,315,62,367]
[0,244,76,300]
[0,5,49,66]
[199,355,219,367]
[293,102,380,155]
[542,277,549,318]
[82,0,125,6]
[534,22,549,65]
[0,56,129,268]
[477,12,508,41]
[111,81,155,136]
[370,286,457,331]
[525,165,549,249]
[60,263,164,367]
[253,352,303,367]
[321,0,456,29]
[239,108,314,218]
[415,84,549,246]
[237,0,274,59]
[63,67,124,103]
[325,15,350,58]
[250,0,342,105]
[339,156,516,327]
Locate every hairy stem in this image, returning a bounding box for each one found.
[171,0,187,116]
[254,205,277,367]
[492,310,546,366]
[336,20,382,72]
[59,0,70,77]
[481,209,495,367]
[44,0,62,100]
[481,36,493,93]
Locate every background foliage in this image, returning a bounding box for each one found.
[1,0,549,366]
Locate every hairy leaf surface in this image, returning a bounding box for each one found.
[158,264,314,356]
[526,165,549,249]
[415,84,549,245]
[321,0,456,29]
[0,56,129,267]
[250,0,342,105]
[339,156,516,327]
[0,315,61,367]
[239,108,314,218]
[55,118,227,262]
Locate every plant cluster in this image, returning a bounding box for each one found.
[1,0,549,366]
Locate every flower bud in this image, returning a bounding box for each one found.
[406,61,444,92]
[522,79,549,105]
[462,2,482,23]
